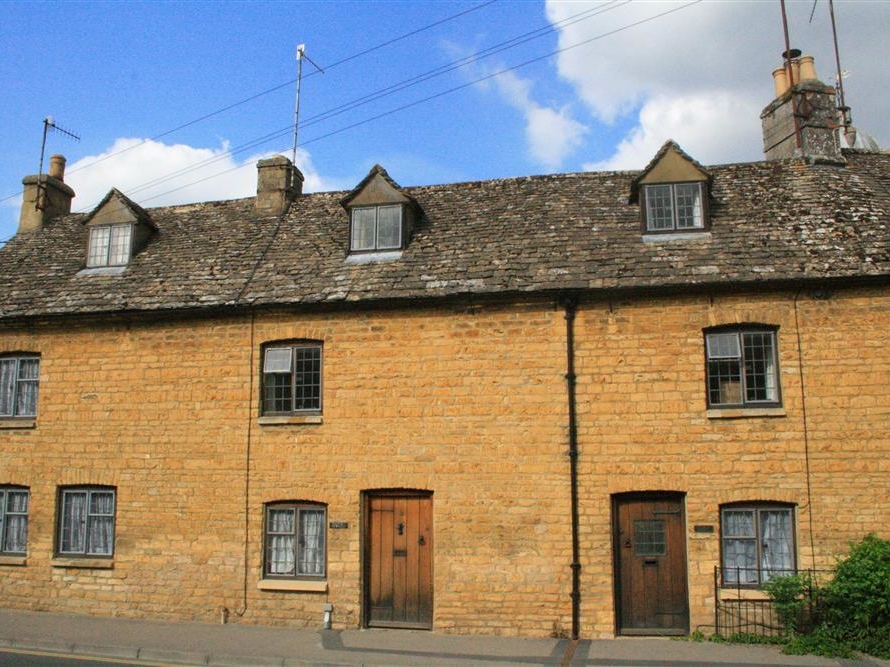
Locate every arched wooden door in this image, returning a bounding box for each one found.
[363,490,433,629]
[613,493,689,635]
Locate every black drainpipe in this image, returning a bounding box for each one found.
[563,297,581,640]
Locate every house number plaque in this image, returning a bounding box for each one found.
[329,522,349,529]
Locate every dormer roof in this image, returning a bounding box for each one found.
[630,140,711,203]
[83,188,156,229]
[340,164,416,209]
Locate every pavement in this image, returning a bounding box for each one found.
[0,608,887,667]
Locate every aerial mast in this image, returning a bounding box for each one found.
[291,45,325,165]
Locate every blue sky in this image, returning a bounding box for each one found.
[2,1,888,244]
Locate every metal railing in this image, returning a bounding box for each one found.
[714,566,829,638]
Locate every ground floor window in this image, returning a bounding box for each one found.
[58,487,116,557]
[264,502,326,578]
[1,486,28,554]
[721,503,795,585]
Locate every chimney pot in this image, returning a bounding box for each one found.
[48,154,66,181]
[798,55,817,82]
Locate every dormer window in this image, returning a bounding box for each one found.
[87,224,133,267]
[341,164,417,257]
[81,188,155,271]
[643,183,704,232]
[350,205,403,252]
[632,141,710,236]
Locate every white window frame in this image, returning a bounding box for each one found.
[0,487,29,555]
[644,183,704,232]
[350,205,403,252]
[87,223,133,267]
[261,344,323,416]
[0,355,40,418]
[721,504,796,586]
[263,502,327,579]
[706,329,780,408]
[57,487,116,557]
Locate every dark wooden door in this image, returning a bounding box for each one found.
[614,494,688,635]
[365,492,433,629]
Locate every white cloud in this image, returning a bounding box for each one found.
[491,70,588,169]
[585,91,762,171]
[65,139,337,214]
[545,0,889,167]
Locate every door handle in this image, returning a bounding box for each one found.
[397,522,404,535]
[418,535,425,546]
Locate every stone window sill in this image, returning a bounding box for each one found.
[52,557,114,570]
[258,579,327,592]
[0,555,27,566]
[707,407,786,419]
[0,419,36,430]
[258,415,323,426]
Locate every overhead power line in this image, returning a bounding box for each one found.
[107,1,628,203]
[0,0,498,206]
[134,1,701,206]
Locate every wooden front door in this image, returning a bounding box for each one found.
[364,491,433,629]
[614,494,688,635]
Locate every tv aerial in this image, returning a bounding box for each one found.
[36,116,80,211]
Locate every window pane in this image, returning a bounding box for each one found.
[266,507,296,576]
[1,489,29,554]
[708,359,742,405]
[675,183,703,229]
[263,373,292,414]
[723,538,759,584]
[645,185,674,230]
[633,520,666,556]
[60,492,87,553]
[293,346,321,411]
[760,509,794,581]
[376,206,402,249]
[87,227,111,267]
[351,208,376,251]
[743,333,777,402]
[0,359,14,416]
[108,225,132,265]
[298,508,326,575]
[706,333,741,359]
[87,515,114,555]
[263,348,292,373]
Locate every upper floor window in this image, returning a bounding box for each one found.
[0,355,40,418]
[264,502,326,579]
[721,503,795,586]
[706,329,780,407]
[57,487,116,557]
[262,343,322,415]
[350,205,403,252]
[644,183,704,232]
[87,224,132,267]
[0,486,29,555]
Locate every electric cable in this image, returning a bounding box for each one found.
[107,1,629,202]
[134,0,701,205]
[0,0,498,206]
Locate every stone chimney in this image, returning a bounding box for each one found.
[761,54,843,163]
[18,154,76,234]
[255,155,303,215]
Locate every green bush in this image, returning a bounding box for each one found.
[757,534,890,660]
[763,571,814,635]
[822,534,890,642]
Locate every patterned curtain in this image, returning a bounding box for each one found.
[267,509,295,575]
[298,509,325,575]
[3,491,28,553]
[0,360,15,416]
[87,492,115,555]
[16,359,39,416]
[760,509,793,581]
[722,510,758,584]
[61,492,88,553]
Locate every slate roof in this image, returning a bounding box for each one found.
[1,151,888,322]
